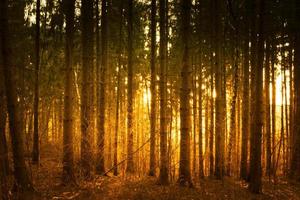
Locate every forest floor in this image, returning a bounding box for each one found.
[19,144,300,200]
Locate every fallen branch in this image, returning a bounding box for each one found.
[103,138,151,175]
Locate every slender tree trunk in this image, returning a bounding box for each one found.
[249,0,264,193]
[265,40,271,178]
[96,0,108,174]
[0,67,8,199]
[178,0,192,186]
[240,31,250,180]
[62,0,76,184]
[32,0,40,164]
[214,0,224,180]
[198,61,204,178]
[126,0,134,173]
[114,0,124,176]
[149,0,157,177]
[158,0,169,185]
[290,0,300,180]
[271,42,276,176]
[81,0,94,178]
[227,47,238,176]
[0,0,33,192]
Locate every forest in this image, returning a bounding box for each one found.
[0,0,300,199]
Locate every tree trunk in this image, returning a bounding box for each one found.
[249,0,264,193]
[271,41,276,176]
[126,0,134,173]
[290,0,300,180]
[62,0,76,184]
[265,40,271,178]
[81,0,94,178]
[178,0,192,186]
[240,31,250,180]
[0,64,8,199]
[198,61,204,178]
[0,0,33,192]
[114,0,124,176]
[32,0,40,164]
[158,0,169,185]
[96,0,108,174]
[149,0,157,177]
[227,47,238,176]
[214,0,224,180]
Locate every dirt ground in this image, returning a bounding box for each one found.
[14,144,300,200]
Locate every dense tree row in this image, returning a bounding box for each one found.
[0,0,300,198]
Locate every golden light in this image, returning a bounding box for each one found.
[143,88,151,105]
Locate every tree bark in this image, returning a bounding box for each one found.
[249,0,264,193]
[0,0,33,192]
[81,0,94,178]
[149,0,157,177]
[62,0,76,184]
[126,0,134,173]
[178,0,192,186]
[32,0,40,164]
[96,0,108,174]
[158,0,169,185]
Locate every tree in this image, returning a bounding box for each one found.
[178,0,192,186]
[265,40,271,177]
[249,0,264,193]
[81,0,94,178]
[0,0,33,192]
[96,0,108,175]
[290,0,300,181]
[62,0,76,184]
[126,0,134,173]
[0,60,9,199]
[158,0,168,185]
[149,0,157,177]
[240,24,250,180]
[32,0,41,164]
[214,0,225,180]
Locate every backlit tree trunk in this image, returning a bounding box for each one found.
[158,0,169,185]
[81,0,94,178]
[0,0,33,192]
[249,0,264,193]
[62,0,76,184]
[96,0,108,174]
[126,0,134,173]
[32,0,40,164]
[149,0,157,177]
[178,0,192,186]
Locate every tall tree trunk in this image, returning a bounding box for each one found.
[214,0,224,180]
[265,40,271,178]
[240,31,250,180]
[0,65,8,199]
[158,0,169,185]
[0,0,33,192]
[96,0,108,174]
[290,0,300,180]
[249,0,264,193]
[62,0,76,184]
[227,47,238,176]
[149,0,157,177]
[32,0,40,164]
[271,41,276,175]
[81,0,94,178]
[114,0,124,176]
[126,0,134,173]
[178,0,192,186]
[198,61,204,178]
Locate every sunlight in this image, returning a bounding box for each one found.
[272,66,290,106]
[143,87,151,105]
